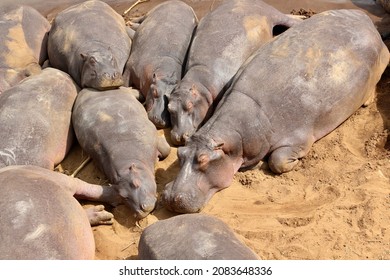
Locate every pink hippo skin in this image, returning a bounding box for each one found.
[47,0,131,90]
[124,0,198,128]
[0,67,78,170]
[168,0,302,145]
[0,5,50,94]
[72,87,171,220]
[0,165,121,259]
[162,9,390,213]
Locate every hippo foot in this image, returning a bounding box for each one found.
[85,205,114,226]
[268,146,302,174]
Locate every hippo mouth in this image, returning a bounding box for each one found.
[94,77,124,90]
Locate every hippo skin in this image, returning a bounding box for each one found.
[168,0,301,145]
[138,213,260,260]
[0,165,120,259]
[125,0,198,129]
[72,87,171,219]
[0,5,50,94]
[163,9,390,213]
[377,0,390,13]
[0,67,78,170]
[47,0,131,90]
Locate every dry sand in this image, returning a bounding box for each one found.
[33,0,390,259]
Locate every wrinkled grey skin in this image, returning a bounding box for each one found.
[72,87,171,219]
[138,213,260,260]
[48,0,131,90]
[0,165,120,259]
[125,0,198,128]
[163,9,390,213]
[0,5,50,94]
[168,0,302,145]
[0,67,78,170]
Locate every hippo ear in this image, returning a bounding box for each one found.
[186,101,193,111]
[190,84,199,98]
[197,153,210,170]
[80,53,87,61]
[152,73,157,83]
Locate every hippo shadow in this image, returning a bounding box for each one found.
[351,0,387,17]
[375,64,390,150]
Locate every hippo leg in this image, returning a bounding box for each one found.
[84,205,114,226]
[268,136,314,174]
[157,136,171,160]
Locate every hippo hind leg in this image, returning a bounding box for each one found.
[268,136,315,174]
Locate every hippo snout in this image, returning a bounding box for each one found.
[170,131,185,146]
[134,196,157,220]
[162,181,205,213]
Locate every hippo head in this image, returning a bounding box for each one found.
[169,83,210,146]
[113,161,157,219]
[80,50,123,90]
[144,72,177,128]
[162,135,236,213]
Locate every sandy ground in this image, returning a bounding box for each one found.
[11,0,390,259]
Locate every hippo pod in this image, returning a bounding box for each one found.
[0,5,50,94]
[0,165,119,259]
[124,0,198,129]
[48,0,132,90]
[163,9,390,213]
[0,67,78,170]
[138,213,260,260]
[168,0,302,145]
[72,87,171,220]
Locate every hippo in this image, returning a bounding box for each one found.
[0,5,50,94]
[47,0,132,90]
[0,165,120,259]
[168,0,302,145]
[72,87,171,220]
[0,67,78,170]
[162,9,390,213]
[138,213,260,260]
[124,0,198,128]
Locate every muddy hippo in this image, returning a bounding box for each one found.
[0,67,78,170]
[138,213,260,260]
[47,0,131,90]
[72,87,171,219]
[0,165,120,259]
[0,5,50,94]
[162,9,390,213]
[124,0,197,129]
[168,0,301,145]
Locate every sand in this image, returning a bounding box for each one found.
[28,0,390,260]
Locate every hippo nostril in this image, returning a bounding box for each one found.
[113,72,120,79]
[182,133,190,142]
[141,202,156,213]
[103,73,110,79]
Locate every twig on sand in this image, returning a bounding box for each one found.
[122,0,149,17]
[70,156,91,178]
[121,241,136,252]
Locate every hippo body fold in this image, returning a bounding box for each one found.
[47,0,131,90]
[163,9,390,213]
[72,87,171,219]
[138,213,260,260]
[0,5,50,94]
[168,0,301,145]
[125,0,198,128]
[0,67,78,170]
[0,165,119,259]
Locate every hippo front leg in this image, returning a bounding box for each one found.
[157,136,171,160]
[268,137,314,174]
[84,205,114,226]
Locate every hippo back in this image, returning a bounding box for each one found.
[0,165,95,259]
[0,67,78,170]
[0,5,50,93]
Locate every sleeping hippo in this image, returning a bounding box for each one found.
[168,0,301,145]
[0,5,50,94]
[138,213,260,260]
[162,9,390,213]
[0,165,120,259]
[0,67,78,170]
[72,87,171,220]
[47,0,132,90]
[124,0,197,129]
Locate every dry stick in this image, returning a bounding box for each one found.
[122,0,150,17]
[70,156,91,178]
